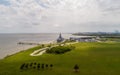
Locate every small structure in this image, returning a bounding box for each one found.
[57,33,64,43]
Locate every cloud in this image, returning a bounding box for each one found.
[0,0,120,33]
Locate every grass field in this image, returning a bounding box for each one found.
[0,42,120,75]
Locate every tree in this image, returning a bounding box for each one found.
[37,63,40,70]
[46,64,48,68]
[25,63,29,69]
[20,63,25,70]
[34,62,37,65]
[73,64,79,72]
[50,64,53,69]
[30,63,33,68]
[41,64,44,69]
[33,66,36,69]
[37,65,40,70]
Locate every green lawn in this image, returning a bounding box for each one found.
[0,42,120,75]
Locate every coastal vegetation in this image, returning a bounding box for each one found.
[46,45,74,54]
[0,42,120,75]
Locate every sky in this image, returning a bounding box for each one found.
[0,0,120,33]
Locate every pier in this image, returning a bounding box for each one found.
[17,42,40,45]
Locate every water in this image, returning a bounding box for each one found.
[0,33,71,59]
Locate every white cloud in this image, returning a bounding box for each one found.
[0,0,120,33]
[53,24,60,27]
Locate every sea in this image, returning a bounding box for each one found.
[0,33,72,59]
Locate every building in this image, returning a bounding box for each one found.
[57,33,64,43]
[69,36,97,42]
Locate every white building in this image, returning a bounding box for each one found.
[69,36,97,42]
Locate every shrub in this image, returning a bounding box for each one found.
[46,46,74,54]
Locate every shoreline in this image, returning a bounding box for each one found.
[0,41,55,60]
[0,33,69,59]
[1,45,37,60]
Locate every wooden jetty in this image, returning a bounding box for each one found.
[17,42,40,45]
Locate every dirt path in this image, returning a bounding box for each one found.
[30,42,78,56]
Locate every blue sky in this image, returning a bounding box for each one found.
[0,0,10,6]
[0,0,120,33]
